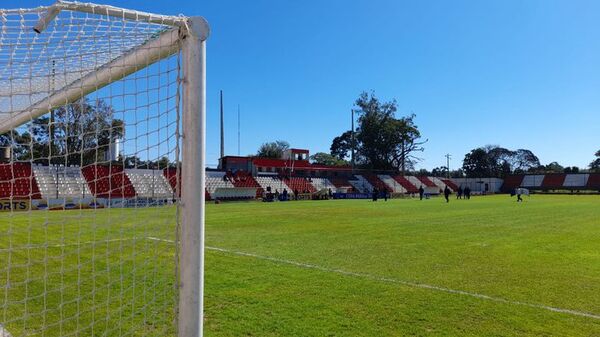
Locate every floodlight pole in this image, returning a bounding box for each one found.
[180,16,210,337]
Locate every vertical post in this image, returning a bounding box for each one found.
[237,105,241,156]
[180,16,210,337]
[351,109,355,173]
[220,90,225,161]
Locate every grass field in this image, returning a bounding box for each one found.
[1,194,600,336]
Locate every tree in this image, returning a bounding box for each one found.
[257,140,289,159]
[462,145,541,178]
[511,149,540,173]
[590,150,600,172]
[330,131,353,161]
[0,98,123,166]
[330,92,426,172]
[393,114,426,174]
[431,166,448,177]
[544,161,564,173]
[564,166,579,174]
[309,152,348,166]
[462,148,491,178]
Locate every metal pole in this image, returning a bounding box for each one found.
[351,109,355,173]
[445,153,451,179]
[180,16,209,337]
[220,90,225,161]
[237,104,240,156]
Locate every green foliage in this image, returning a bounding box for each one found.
[462,146,540,178]
[431,166,448,177]
[0,98,123,165]
[309,152,348,166]
[542,161,564,173]
[330,92,426,172]
[257,140,290,159]
[118,155,171,169]
[563,166,580,174]
[590,149,600,172]
[329,130,353,161]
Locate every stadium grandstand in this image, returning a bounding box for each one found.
[3,147,597,208]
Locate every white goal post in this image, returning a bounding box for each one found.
[0,1,208,336]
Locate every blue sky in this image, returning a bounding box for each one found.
[12,0,600,170]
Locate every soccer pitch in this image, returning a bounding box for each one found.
[1,195,600,336]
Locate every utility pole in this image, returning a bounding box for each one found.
[351,109,355,173]
[445,153,451,179]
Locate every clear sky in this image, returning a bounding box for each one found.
[11,0,600,170]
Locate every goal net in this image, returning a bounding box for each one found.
[0,2,207,336]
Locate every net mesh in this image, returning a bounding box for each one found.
[0,5,182,337]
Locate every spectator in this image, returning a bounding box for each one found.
[457,186,463,199]
[464,186,471,199]
[419,185,425,200]
[294,188,299,200]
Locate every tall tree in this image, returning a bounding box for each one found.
[330,92,426,172]
[511,149,540,173]
[462,148,492,178]
[462,145,541,178]
[256,140,289,159]
[330,131,353,161]
[0,98,123,165]
[590,149,600,172]
[393,114,426,174]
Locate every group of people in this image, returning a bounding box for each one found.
[371,187,389,201]
[417,185,470,203]
[263,186,334,202]
[263,187,288,202]
[456,186,472,200]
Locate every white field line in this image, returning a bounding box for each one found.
[145,237,600,321]
[0,238,134,252]
[0,324,12,337]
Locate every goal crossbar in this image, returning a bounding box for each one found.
[0,27,182,134]
[33,0,187,34]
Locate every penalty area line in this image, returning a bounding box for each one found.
[145,237,600,321]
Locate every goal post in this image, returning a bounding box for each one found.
[179,16,209,337]
[0,1,208,336]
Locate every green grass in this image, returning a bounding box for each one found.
[1,195,600,336]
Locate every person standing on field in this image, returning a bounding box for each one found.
[419,185,425,200]
[464,186,471,199]
[516,188,523,202]
[444,186,451,203]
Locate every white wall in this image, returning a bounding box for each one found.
[450,178,503,193]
